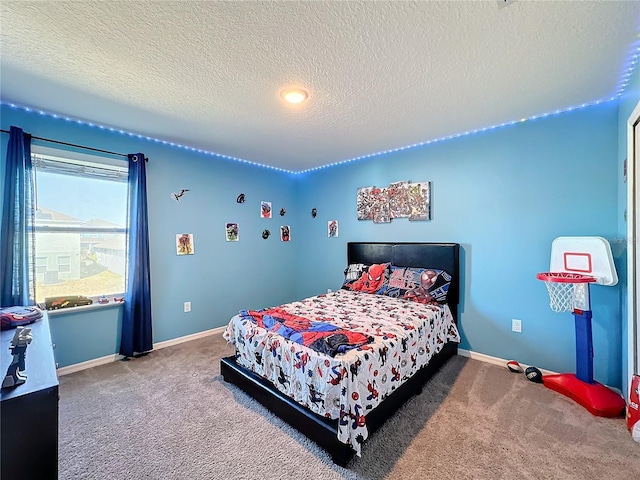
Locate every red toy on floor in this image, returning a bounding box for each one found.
[628,374,640,442]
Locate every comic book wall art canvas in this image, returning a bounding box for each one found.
[226,223,239,242]
[176,233,194,255]
[357,186,375,221]
[408,181,430,221]
[357,181,430,222]
[356,186,391,223]
[328,220,339,237]
[388,181,410,219]
[280,225,290,242]
[371,187,391,224]
[260,201,272,218]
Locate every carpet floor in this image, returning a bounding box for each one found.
[58,334,640,479]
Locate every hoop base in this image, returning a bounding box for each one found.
[543,374,625,417]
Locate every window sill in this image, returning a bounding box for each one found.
[43,301,124,316]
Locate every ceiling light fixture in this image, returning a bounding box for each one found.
[281,88,308,104]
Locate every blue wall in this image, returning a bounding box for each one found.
[295,103,623,388]
[1,105,298,367]
[0,99,628,389]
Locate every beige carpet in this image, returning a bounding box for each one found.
[58,334,640,479]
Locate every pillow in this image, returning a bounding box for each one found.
[342,263,368,289]
[342,263,390,294]
[385,266,452,304]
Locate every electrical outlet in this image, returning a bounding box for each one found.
[512,318,522,333]
[184,301,191,313]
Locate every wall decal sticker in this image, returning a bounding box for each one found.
[236,193,245,203]
[176,233,194,255]
[280,207,286,216]
[262,229,271,239]
[311,208,317,218]
[226,222,239,242]
[171,189,190,203]
[261,201,272,218]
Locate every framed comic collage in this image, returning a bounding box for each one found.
[357,181,430,223]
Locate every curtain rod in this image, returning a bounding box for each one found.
[0,128,136,159]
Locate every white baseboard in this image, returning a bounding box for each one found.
[56,326,227,376]
[457,349,624,395]
[457,348,558,376]
[56,353,125,376]
[153,325,226,350]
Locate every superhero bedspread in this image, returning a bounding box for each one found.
[223,288,460,456]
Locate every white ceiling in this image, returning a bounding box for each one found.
[1,1,639,172]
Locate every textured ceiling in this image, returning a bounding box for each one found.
[1,1,639,172]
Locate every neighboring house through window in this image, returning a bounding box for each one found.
[32,146,128,305]
[35,256,47,275]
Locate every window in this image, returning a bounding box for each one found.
[35,256,47,275]
[32,147,128,305]
[57,255,71,273]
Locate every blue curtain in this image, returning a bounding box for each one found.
[120,153,153,357]
[0,126,35,307]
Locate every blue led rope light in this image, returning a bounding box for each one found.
[299,97,619,174]
[2,102,294,174]
[2,36,639,175]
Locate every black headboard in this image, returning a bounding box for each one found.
[347,242,460,322]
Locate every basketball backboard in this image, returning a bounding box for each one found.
[550,236,618,286]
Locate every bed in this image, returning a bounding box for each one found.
[220,242,461,466]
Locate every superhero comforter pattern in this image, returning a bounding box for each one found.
[223,289,460,456]
[239,307,374,357]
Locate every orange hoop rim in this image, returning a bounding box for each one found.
[536,272,596,283]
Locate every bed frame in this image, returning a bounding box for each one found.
[220,242,461,466]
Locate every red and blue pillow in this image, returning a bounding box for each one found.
[384,266,451,304]
[342,263,391,294]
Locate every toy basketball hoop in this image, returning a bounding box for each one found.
[536,272,596,313]
[535,236,625,419]
[537,236,617,313]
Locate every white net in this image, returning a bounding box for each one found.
[543,281,575,312]
[539,273,593,312]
